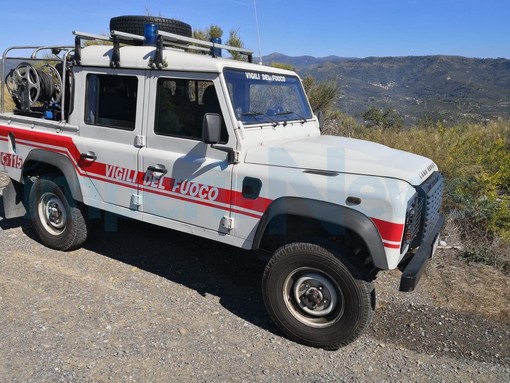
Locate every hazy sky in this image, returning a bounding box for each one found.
[1,0,508,59]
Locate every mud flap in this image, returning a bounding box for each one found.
[2,180,27,219]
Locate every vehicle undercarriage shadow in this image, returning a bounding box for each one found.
[82,213,278,335]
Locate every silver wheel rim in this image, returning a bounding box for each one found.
[11,63,41,104]
[283,268,344,328]
[38,191,67,235]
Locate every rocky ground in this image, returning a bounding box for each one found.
[0,173,509,382]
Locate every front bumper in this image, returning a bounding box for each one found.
[399,214,445,292]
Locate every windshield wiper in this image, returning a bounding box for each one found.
[241,111,264,117]
[241,111,278,127]
[275,111,308,124]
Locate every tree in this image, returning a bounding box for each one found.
[192,29,208,41]
[193,25,249,61]
[208,25,223,39]
[193,25,223,40]
[226,29,246,61]
[302,76,340,117]
[362,107,403,130]
[362,106,385,128]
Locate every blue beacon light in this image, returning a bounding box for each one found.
[144,23,159,46]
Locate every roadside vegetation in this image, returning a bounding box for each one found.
[325,117,510,272]
[1,83,16,112]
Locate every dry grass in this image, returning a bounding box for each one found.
[328,119,510,272]
[1,83,16,112]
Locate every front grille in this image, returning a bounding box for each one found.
[401,195,422,252]
[410,172,444,249]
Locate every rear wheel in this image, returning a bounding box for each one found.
[262,242,375,349]
[28,178,88,251]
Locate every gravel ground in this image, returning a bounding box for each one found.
[1,173,509,383]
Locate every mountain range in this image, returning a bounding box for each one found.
[2,53,509,126]
[262,53,510,126]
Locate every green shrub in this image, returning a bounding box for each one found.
[331,120,510,271]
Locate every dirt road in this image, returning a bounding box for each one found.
[1,173,509,382]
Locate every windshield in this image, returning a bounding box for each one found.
[224,69,313,126]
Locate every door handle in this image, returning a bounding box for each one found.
[147,164,167,175]
[80,151,97,161]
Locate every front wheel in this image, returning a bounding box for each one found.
[29,178,88,251]
[262,242,375,349]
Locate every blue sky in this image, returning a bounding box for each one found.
[1,0,509,59]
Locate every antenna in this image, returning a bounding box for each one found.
[253,0,263,64]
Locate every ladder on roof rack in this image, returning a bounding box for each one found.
[73,29,254,68]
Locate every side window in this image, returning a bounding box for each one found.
[155,78,227,142]
[85,74,138,130]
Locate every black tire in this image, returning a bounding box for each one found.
[28,178,88,251]
[262,242,375,349]
[110,16,192,38]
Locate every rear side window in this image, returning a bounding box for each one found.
[85,74,138,130]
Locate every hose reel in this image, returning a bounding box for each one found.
[5,62,62,113]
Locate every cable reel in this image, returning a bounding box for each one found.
[5,62,62,113]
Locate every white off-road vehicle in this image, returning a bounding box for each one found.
[0,16,443,349]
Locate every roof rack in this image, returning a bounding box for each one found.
[73,29,254,68]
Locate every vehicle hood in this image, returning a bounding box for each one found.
[244,135,437,186]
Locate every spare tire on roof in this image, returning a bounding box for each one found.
[110,16,192,38]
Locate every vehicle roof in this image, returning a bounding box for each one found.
[79,44,297,76]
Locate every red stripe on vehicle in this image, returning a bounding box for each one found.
[1,126,79,157]
[1,125,273,218]
[382,242,401,249]
[231,190,272,214]
[370,217,404,243]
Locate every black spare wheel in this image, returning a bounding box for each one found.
[110,16,192,37]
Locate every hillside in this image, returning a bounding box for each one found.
[2,53,509,126]
[264,54,510,125]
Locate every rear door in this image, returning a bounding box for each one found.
[75,68,146,209]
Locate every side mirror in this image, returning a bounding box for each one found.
[202,113,222,144]
[202,113,238,164]
[316,110,325,131]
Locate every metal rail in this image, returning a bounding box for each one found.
[72,28,254,68]
[1,46,73,116]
